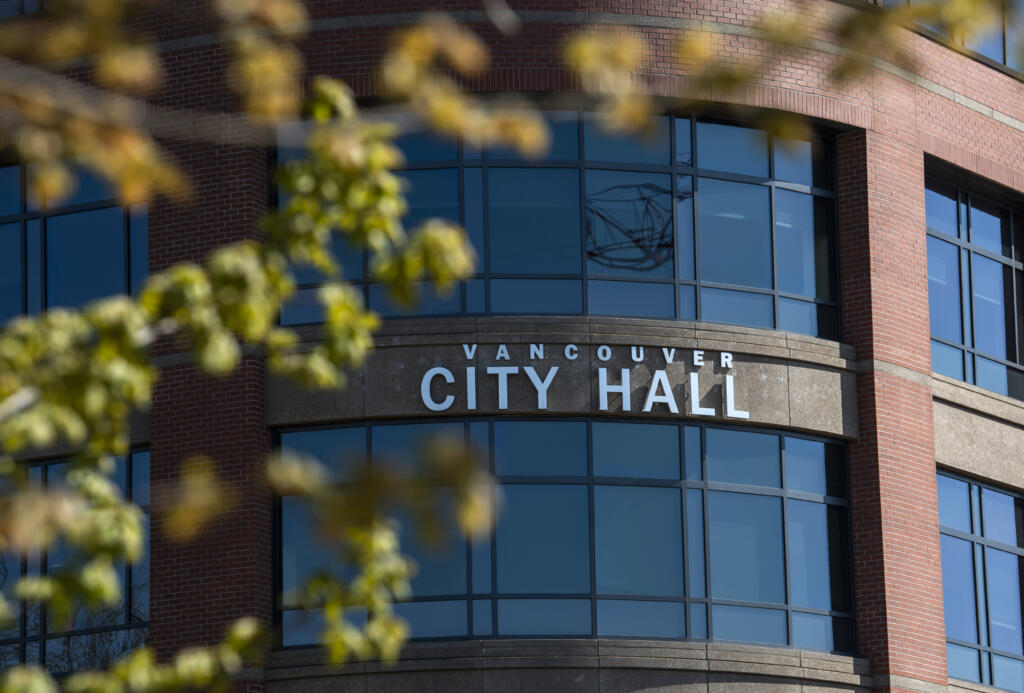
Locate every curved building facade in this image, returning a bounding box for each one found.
[7,0,1024,692]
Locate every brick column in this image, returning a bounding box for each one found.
[838,126,947,692]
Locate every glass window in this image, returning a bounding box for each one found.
[706,428,780,487]
[0,223,21,324]
[699,179,772,289]
[927,183,960,238]
[597,600,685,638]
[489,168,581,274]
[373,422,462,475]
[0,166,19,217]
[490,278,582,314]
[712,605,786,645]
[972,253,1014,360]
[588,280,674,318]
[986,547,1024,655]
[774,137,815,187]
[696,122,769,177]
[972,198,1012,258]
[928,236,963,343]
[497,599,591,635]
[776,191,833,300]
[584,114,669,165]
[494,421,586,476]
[401,169,459,230]
[787,500,832,610]
[490,110,579,161]
[937,474,971,533]
[592,421,679,479]
[45,208,126,310]
[281,427,366,482]
[701,287,774,329]
[585,170,673,278]
[709,491,785,603]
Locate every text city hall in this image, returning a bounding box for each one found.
[420,343,750,419]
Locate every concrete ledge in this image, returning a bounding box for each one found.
[265,640,873,693]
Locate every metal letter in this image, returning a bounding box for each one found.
[530,344,545,360]
[597,345,612,362]
[720,352,733,369]
[693,350,705,366]
[564,344,579,360]
[725,374,750,419]
[524,366,559,410]
[466,367,477,410]
[631,346,644,363]
[662,347,676,364]
[462,343,477,359]
[599,367,631,411]
[421,367,455,411]
[487,366,519,409]
[688,372,714,416]
[496,344,510,361]
[643,370,678,413]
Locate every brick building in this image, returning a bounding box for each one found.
[3,0,1024,691]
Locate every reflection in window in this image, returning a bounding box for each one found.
[277,420,852,652]
[939,473,1024,687]
[276,112,839,340]
[0,452,149,672]
[926,179,1024,403]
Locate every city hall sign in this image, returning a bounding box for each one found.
[419,343,750,419]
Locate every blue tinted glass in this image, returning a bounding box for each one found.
[489,168,581,273]
[280,287,324,325]
[497,485,590,592]
[497,599,591,635]
[945,644,981,683]
[686,489,705,598]
[280,497,346,604]
[972,254,1012,359]
[472,537,491,594]
[281,427,366,482]
[464,168,484,260]
[0,166,19,216]
[26,219,40,314]
[1010,8,1024,72]
[595,486,682,596]
[701,288,773,329]
[966,24,1004,63]
[983,487,1024,547]
[972,198,1011,257]
[394,600,466,638]
[792,612,833,651]
[993,655,1024,692]
[675,118,692,166]
[466,278,485,313]
[131,513,149,622]
[706,428,780,487]
[490,110,579,161]
[785,438,827,495]
[941,534,978,643]
[937,475,971,533]
[369,281,461,317]
[677,176,695,280]
[778,298,817,337]
[699,179,772,288]
[977,356,1009,397]
[494,421,586,476]
[402,169,459,229]
[927,237,962,343]
[696,122,768,177]
[129,205,147,293]
[0,223,21,324]
[986,547,1024,654]
[490,279,582,313]
[34,166,114,210]
[775,190,816,297]
[592,422,679,479]
[294,234,363,285]
[926,184,959,237]
[584,114,669,165]
[46,207,125,308]
[395,128,457,163]
[679,285,696,320]
[689,603,707,639]
[684,427,701,480]
[597,600,684,638]
[473,599,492,636]
[709,491,784,603]
[0,1,16,17]
[588,280,674,318]
[774,138,814,187]
[586,170,672,278]
[394,501,467,597]
[932,340,964,380]
[130,451,150,507]
[788,500,831,610]
[282,609,323,646]
[712,605,786,645]
[372,422,462,475]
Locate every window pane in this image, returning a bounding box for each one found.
[699,179,772,288]
[26,219,40,314]
[701,288,773,329]
[947,643,981,683]
[597,600,685,638]
[791,612,833,652]
[1010,6,1024,72]
[788,500,831,610]
[494,421,586,476]
[932,340,964,380]
[32,166,113,210]
[687,489,706,599]
[372,422,463,475]
[0,223,21,324]
[689,603,708,639]
[131,513,149,623]
[675,118,692,166]
[490,110,579,161]
[473,599,492,636]
[281,608,324,646]
[937,475,972,533]
[983,487,1024,547]
[588,280,674,318]
[595,486,682,596]
[592,421,679,479]
[46,207,126,309]
[966,23,1004,63]
[679,285,696,320]
[131,450,150,507]
[490,278,582,313]
[684,426,701,480]
[972,198,1012,258]
[778,297,818,337]
[926,183,959,237]
[709,491,785,603]
[712,605,786,645]
[986,547,1024,655]
[0,166,19,216]
[972,253,1014,360]
[696,122,769,177]
[775,190,816,297]
[993,655,1024,692]
[489,168,581,274]
[129,205,148,293]
[281,497,346,604]
[497,485,590,593]
[294,234,362,285]
[941,534,978,643]
[585,170,673,278]
[927,236,963,343]
[395,499,467,597]
[584,114,669,165]
[464,168,484,260]
[706,428,781,487]
[497,598,591,635]
[472,536,490,594]
[394,601,466,638]
[369,281,461,317]
[402,169,459,229]
[785,438,827,495]
[774,137,814,187]
[677,176,695,280]
[395,129,457,163]
[977,356,1009,397]
[281,427,366,482]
